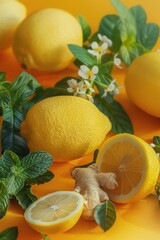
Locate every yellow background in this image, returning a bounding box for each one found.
[0,0,160,239]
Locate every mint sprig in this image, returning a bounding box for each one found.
[0,226,18,240]
[98,0,159,65]
[0,150,54,219]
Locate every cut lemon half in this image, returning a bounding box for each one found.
[24,191,84,234]
[97,133,159,203]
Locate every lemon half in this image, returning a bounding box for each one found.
[97,133,159,203]
[24,191,84,234]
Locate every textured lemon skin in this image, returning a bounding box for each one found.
[21,96,112,162]
[125,52,160,117]
[97,133,159,203]
[12,8,83,72]
[0,0,26,52]
[24,191,84,234]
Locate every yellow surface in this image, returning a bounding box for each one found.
[0,0,160,239]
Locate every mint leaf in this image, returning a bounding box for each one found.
[0,87,29,157]
[130,5,147,31]
[8,71,41,105]
[94,201,116,232]
[78,16,91,42]
[15,185,37,210]
[0,181,10,219]
[5,172,26,195]
[99,15,122,52]
[21,151,53,179]
[152,136,160,153]
[0,72,6,82]
[110,0,137,43]
[130,5,159,50]
[68,44,97,66]
[99,14,120,39]
[0,227,18,240]
[138,23,159,50]
[27,171,54,185]
[94,94,134,134]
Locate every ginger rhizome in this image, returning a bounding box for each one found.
[72,164,118,220]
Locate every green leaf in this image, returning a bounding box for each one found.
[77,15,91,42]
[152,136,160,153]
[0,72,6,82]
[5,171,25,195]
[94,94,134,134]
[99,15,122,52]
[27,171,54,185]
[138,23,159,50]
[21,151,53,179]
[99,14,120,39]
[110,0,137,43]
[8,71,41,105]
[130,5,147,31]
[15,185,37,210]
[119,44,141,66]
[94,201,116,232]
[0,181,10,219]
[1,150,26,195]
[0,227,18,240]
[1,106,29,157]
[68,44,97,66]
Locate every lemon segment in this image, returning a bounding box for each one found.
[97,133,159,203]
[24,191,84,233]
[20,96,111,162]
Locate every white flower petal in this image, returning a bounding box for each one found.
[67,79,77,87]
[80,65,89,72]
[88,49,99,56]
[78,69,88,79]
[107,83,115,92]
[67,87,74,93]
[91,41,99,49]
[84,80,90,86]
[150,143,156,148]
[101,42,108,50]
[114,88,119,95]
[92,65,99,74]
[97,33,102,41]
[90,75,96,81]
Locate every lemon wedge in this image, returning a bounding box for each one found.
[97,133,159,203]
[24,191,84,233]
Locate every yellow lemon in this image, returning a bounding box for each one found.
[21,96,111,162]
[12,8,82,72]
[97,133,159,203]
[0,0,26,52]
[24,191,84,233]
[125,52,160,117]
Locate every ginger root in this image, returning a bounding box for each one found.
[72,164,118,220]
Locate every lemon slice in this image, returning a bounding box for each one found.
[97,133,159,203]
[24,191,84,234]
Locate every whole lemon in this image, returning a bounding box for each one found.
[12,8,83,72]
[20,96,111,162]
[125,52,160,117]
[0,0,26,52]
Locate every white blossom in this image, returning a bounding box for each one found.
[102,80,119,98]
[87,41,108,57]
[114,53,122,69]
[97,33,112,47]
[78,65,99,81]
